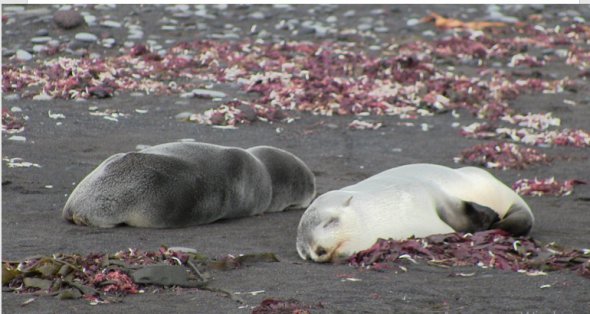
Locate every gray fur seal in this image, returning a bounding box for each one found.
[63,142,315,228]
[296,163,534,262]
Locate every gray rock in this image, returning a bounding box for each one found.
[82,14,96,26]
[15,49,32,61]
[53,10,84,29]
[3,6,25,13]
[370,9,385,15]
[128,30,144,39]
[343,10,356,18]
[358,23,372,32]
[32,45,48,53]
[8,135,26,142]
[4,94,21,101]
[74,32,98,43]
[101,20,122,28]
[35,28,49,36]
[131,265,203,288]
[2,49,15,58]
[181,89,227,99]
[47,39,61,47]
[68,40,89,50]
[406,18,421,27]
[101,38,116,48]
[249,11,266,20]
[175,111,195,121]
[374,26,389,33]
[31,36,52,44]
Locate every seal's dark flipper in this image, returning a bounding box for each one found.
[438,201,500,234]
[491,203,533,236]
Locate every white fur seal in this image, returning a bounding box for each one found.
[296,163,534,262]
[63,142,316,228]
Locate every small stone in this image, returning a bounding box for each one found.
[249,11,266,20]
[53,10,85,29]
[326,16,337,23]
[33,93,53,100]
[406,18,421,27]
[3,6,25,13]
[175,112,195,121]
[15,49,32,61]
[31,36,52,44]
[182,89,227,99]
[343,10,356,17]
[4,95,21,101]
[8,135,26,142]
[83,14,96,26]
[75,32,98,43]
[358,24,372,31]
[128,30,144,39]
[101,38,116,48]
[47,39,61,47]
[32,45,48,53]
[374,26,389,33]
[100,20,122,28]
[161,25,177,31]
[35,28,49,36]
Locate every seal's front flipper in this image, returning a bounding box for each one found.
[491,203,533,236]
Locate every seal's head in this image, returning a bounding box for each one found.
[296,191,362,263]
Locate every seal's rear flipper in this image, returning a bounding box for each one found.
[438,201,500,234]
[491,203,533,236]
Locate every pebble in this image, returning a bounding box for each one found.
[161,25,177,31]
[101,20,122,28]
[5,95,21,102]
[83,14,97,26]
[53,10,85,29]
[374,26,389,33]
[3,6,25,13]
[75,32,98,42]
[249,11,266,20]
[175,111,195,121]
[32,45,48,53]
[68,40,89,50]
[8,136,26,142]
[128,30,144,39]
[343,10,356,18]
[15,49,33,61]
[47,39,60,47]
[326,16,337,23]
[101,38,116,48]
[181,89,227,99]
[33,93,53,101]
[35,28,49,36]
[406,18,421,27]
[31,36,52,44]
[358,24,372,32]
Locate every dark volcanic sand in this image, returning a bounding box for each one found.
[2,4,590,313]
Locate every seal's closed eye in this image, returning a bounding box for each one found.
[323,217,339,229]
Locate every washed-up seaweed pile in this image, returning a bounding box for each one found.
[349,229,590,278]
[252,298,324,314]
[455,141,551,169]
[513,177,586,196]
[2,247,278,305]
[3,14,589,142]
